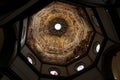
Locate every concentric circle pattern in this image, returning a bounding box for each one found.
[27,2,93,65]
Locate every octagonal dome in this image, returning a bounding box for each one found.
[27,2,93,65]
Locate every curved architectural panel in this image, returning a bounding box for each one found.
[0,28,4,52]
[27,2,93,65]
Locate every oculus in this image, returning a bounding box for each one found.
[27,2,93,65]
[54,23,62,31]
[50,70,59,76]
[76,64,85,71]
[93,42,101,54]
[27,55,35,65]
[27,56,33,64]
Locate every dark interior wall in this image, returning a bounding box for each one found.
[0,0,29,14]
[0,28,4,52]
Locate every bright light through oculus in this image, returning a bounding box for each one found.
[76,65,85,71]
[96,44,100,53]
[27,56,33,64]
[54,23,62,30]
[50,70,59,76]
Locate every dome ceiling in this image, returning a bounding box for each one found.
[1,0,119,80]
[27,1,93,65]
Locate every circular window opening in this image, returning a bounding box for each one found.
[54,23,62,31]
[49,68,60,76]
[50,70,59,76]
[75,63,85,72]
[27,55,35,65]
[93,42,101,54]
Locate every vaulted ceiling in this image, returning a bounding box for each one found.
[0,0,120,80]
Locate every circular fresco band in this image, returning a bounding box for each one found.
[27,2,93,65]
